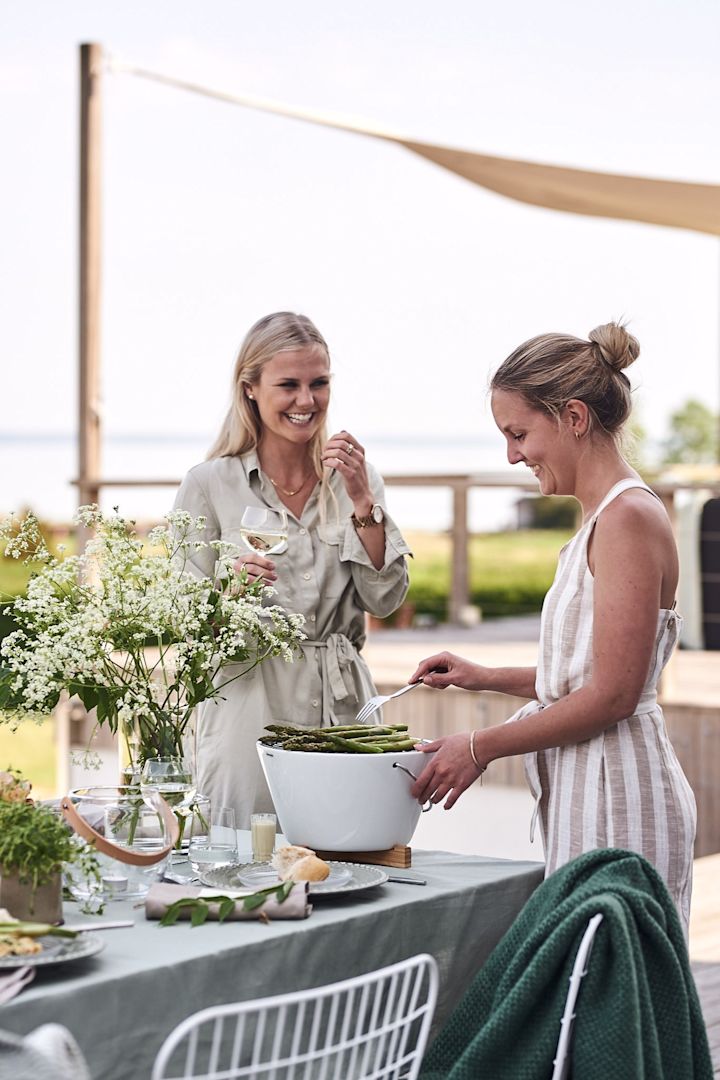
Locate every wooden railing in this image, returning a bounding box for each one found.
[72,472,720,623]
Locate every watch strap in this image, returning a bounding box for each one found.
[351,511,376,528]
[351,504,383,528]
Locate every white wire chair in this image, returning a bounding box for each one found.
[151,953,439,1080]
[551,913,604,1080]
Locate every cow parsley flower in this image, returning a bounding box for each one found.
[0,507,306,766]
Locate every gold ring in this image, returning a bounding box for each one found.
[346,442,354,455]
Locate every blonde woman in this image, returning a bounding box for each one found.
[409,322,696,932]
[175,312,410,827]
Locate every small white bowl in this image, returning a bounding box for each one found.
[257,742,435,851]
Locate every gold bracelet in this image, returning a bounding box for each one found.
[469,730,485,773]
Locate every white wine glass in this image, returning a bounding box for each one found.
[139,757,196,813]
[239,506,289,556]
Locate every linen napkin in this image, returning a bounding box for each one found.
[145,881,312,921]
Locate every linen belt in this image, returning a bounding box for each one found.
[300,633,360,726]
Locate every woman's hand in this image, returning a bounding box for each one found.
[411,732,485,810]
[409,652,488,692]
[232,554,277,586]
[321,430,372,506]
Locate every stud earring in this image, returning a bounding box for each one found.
[575,431,581,441]
[247,393,254,400]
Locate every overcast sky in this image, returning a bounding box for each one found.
[3,0,719,471]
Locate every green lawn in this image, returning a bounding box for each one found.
[0,719,56,799]
[0,557,35,598]
[404,528,571,620]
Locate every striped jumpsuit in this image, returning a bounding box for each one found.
[509,478,697,931]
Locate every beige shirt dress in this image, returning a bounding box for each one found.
[173,451,411,829]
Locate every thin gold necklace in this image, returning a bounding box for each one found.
[268,471,314,497]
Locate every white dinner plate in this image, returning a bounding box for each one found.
[200,861,388,896]
[0,932,105,969]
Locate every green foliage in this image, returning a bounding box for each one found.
[662,399,719,464]
[520,497,577,529]
[0,796,98,892]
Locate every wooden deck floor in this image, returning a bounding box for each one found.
[690,854,720,1076]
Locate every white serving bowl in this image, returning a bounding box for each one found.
[257,743,435,851]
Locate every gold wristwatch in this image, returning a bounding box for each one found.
[351,504,385,528]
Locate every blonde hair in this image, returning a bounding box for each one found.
[491,321,640,438]
[207,312,331,471]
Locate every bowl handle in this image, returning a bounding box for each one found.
[392,762,433,813]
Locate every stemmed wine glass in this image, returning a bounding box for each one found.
[139,757,196,813]
[239,506,289,556]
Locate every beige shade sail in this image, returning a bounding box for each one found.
[113,59,720,237]
[400,140,720,236]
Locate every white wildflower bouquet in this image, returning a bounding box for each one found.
[0,506,306,765]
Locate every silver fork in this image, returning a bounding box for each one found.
[354,682,423,724]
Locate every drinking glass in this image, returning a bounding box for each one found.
[140,757,196,812]
[251,812,277,864]
[239,506,289,556]
[188,806,239,875]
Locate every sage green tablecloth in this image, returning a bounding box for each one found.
[0,850,543,1080]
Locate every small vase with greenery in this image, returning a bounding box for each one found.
[0,769,101,922]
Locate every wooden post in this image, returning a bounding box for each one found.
[78,43,103,527]
[63,42,103,795]
[449,481,470,624]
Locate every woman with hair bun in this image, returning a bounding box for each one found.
[174,312,410,828]
[409,321,696,931]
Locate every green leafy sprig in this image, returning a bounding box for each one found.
[159,882,295,927]
[0,797,100,892]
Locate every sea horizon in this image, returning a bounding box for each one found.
[2,431,526,532]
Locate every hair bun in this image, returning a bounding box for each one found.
[588,322,639,372]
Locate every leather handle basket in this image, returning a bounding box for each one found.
[61,793,180,866]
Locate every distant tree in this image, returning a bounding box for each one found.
[624,412,649,472]
[521,496,577,529]
[662,400,719,464]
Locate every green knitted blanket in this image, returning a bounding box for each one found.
[421,848,712,1079]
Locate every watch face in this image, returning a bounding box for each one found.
[371,504,384,524]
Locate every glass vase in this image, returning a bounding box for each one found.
[64,786,170,903]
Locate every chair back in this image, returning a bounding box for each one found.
[551,913,604,1080]
[152,952,438,1080]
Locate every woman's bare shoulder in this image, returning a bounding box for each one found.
[599,486,671,536]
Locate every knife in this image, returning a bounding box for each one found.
[386,873,426,885]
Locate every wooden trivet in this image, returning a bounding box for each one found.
[315,844,411,869]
